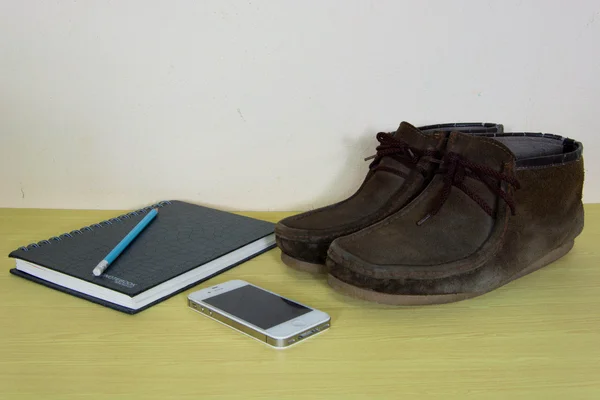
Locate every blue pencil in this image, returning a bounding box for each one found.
[93,208,158,277]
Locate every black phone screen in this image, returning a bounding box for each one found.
[203,285,311,330]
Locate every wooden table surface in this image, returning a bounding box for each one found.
[1,206,599,399]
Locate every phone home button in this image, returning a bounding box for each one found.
[291,320,306,327]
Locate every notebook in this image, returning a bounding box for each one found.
[8,200,276,314]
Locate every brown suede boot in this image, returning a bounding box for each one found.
[276,122,504,273]
[327,131,584,304]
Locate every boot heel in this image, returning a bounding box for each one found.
[510,240,575,282]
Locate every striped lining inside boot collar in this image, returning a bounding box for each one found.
[478,132,582,168]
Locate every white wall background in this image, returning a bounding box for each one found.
[1,0,599,211]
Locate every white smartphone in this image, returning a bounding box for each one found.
[187,280,330,348]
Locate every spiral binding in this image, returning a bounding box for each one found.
[18,201,172,252]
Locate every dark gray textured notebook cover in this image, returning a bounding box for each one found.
[9,200,275,311]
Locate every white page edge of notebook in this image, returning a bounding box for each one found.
[15,233,276,310]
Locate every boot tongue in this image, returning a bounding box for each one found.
[375,121,443,176]
[393,121,440,148]
[446,132,516,170]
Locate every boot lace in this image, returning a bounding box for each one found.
[417,152,520,225]
[365,132,439,179]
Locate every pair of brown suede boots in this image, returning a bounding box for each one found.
[275,122,584,305]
